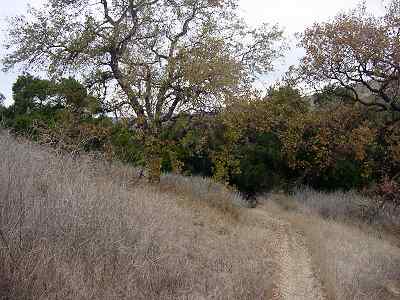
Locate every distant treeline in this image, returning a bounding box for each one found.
[1,75,399,200]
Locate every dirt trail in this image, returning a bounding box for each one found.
[245,209,327,300]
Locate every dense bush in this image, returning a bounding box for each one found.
[228,132,292,195]
[217,86,400,194]
[110,124,144,165]
[2,76,400,196]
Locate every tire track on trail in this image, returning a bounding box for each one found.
[246,209,327,300]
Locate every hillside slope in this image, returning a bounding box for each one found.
[0,131,276,299]
[1,131,399,299]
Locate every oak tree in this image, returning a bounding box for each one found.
[298,1,400,115]
[2,0,284,180]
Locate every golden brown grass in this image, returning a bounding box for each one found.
[3,130,400,300]
[159,173,246,220]
[263,191,400,300]
[0,131,275,300]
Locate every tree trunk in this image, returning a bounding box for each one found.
[147,153,162,183]
[143,127,163,183]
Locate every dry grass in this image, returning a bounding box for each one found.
[290,186,400,230]
[0,131,275,300]
[263,190,400,300]
[310,218,400,300]
[3,129,400,300]
[159,173,249,219]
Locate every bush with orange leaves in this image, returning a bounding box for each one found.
[218,86,398,191]
[290,103,379,189]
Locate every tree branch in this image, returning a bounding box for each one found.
[101,0,116,25]
[110,51,147,126]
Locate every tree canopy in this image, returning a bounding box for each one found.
[2,0,284,132]
[298,0,400,115]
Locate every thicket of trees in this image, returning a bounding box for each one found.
[1,75,399,198]
[1,0,399,207]
[2,0,284,182]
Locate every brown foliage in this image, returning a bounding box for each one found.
[220,88,380,182]
[373,176,400,211]
[299,1,400,114]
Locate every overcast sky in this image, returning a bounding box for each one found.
[0,0,386,105]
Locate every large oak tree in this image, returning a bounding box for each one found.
[298,1,400,115]
[2,0,284,180]
[3,0,283,129]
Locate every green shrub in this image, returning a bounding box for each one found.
[110,125,144,166]
[306,159,367,191]
[10,112,56,138]
[229,132,291,195]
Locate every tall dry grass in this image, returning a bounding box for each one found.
[4,129,400,300]
[290,186,400,230]
[159,173,250,218]
[264,190,400,300]
[0,131,274,299]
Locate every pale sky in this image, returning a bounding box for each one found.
[0,0,386,105]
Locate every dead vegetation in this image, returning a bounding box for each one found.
[0,131,274,300]
[1,130,400,300]
[263,189,400,300]
[289,186,400,230]
[159,173,249,220]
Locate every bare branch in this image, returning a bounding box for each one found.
[101,0,116,25]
